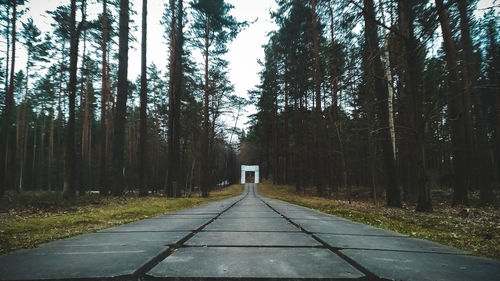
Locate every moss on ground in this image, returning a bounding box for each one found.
[0,184,243,254]
[259,182,499,260]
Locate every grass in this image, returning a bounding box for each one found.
[0,184,244,254]
[259,182,500,260]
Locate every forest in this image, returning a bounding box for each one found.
[0,0,247,199]
[0,0,499,212]
[242,0,500,211]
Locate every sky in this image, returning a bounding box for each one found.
[14,0,278,131]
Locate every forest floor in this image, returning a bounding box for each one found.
[259,182,500,260]
[0,184,244,254]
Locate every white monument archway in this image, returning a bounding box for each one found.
[241,165,259,184]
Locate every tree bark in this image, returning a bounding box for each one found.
[311,0,325,196]
[64,0,80,198]
[201,18,210,198]
[100,0,111,195]
[457,0,493,204]
[173,0,183,196]
[80,21,89,194]
[397,0,432,211]
[1,0,17,196]
[272,87,279,185]
[3,5,9,94]
[167,0,183,198]
[328,0,339,122]
[139,0,148,196]
[435,0,469,206]
[378,0,396,161]
[363,0,401,207]
[112,0,130,195]
[48,108,54,191]
[283,63,289,184]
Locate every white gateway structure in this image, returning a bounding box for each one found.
[241,165,259,184]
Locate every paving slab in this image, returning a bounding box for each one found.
[204,217,298,232]
[151,213,216,219]
[168,210,220,215]
[219,210,281,218]
[316,233,466,254]
[226,206,272,213]
[39,231,190,248]
[167,201,235,215]
[232,202,268,207]
[0,245,166,280]
[146,247,365,280]
[293,218,406,236]
[280,210,347,220]
[185,231,321,247]
[263,199,350,221]
[100,217,209,232]
[341,249,500,281]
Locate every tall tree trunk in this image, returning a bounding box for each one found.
[16,102,26,192]
[311,0,324,196]
[81,77,90,193]
[327,1,345,194]
[17,44,32,193]
[328,0,339,122]
[3,5,9,94]
[435,0,469,206]
[496,76,500,185]
[363,0,401,207]
[378,0,396,161]
[457,0,493,204]
[454,1,474,201]
[5,1,15,107]
[64,0,80,198]
[139,0,148,196]
[1,1,16,197]
[398,0,432,211]
[174,0,184,194]
[80,22,89,194]
[283,64,289,184]
[272,91,279,185]
[56,45,65,190]
[39,115,46,189]
[100,0,110,195]
[112,0,130,195]
[48,108,54,191]
[201,18,210,198]
[167,0,183,198]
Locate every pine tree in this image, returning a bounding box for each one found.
[190,0,243,197]
[112,0,130,195]
[139,0,148,196]
[64,0,86,198]
[363,0,401,207]
[435,0,469,206]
